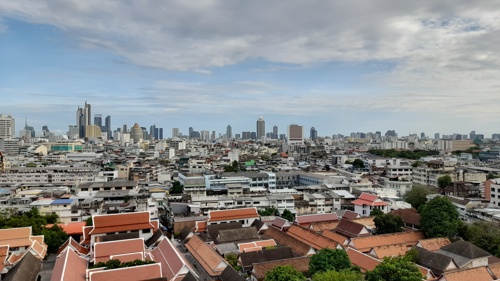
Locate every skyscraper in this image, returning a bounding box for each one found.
[0,114,15,139]
[272,125,278,139]
[310,127,317,140]
[226,125,232,139]
[105,116,111,140]
[256,116,265,140]
[172,128,179,138]
[94,114,102,127]
[288,124,304,144]
[76,101,91,138]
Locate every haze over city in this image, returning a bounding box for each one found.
[1,1,500,135]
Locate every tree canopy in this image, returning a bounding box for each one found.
[258,206,279,216]
[170,181,184,194]
[404,184,435,210]
[309,248,352,275]
[265,265,306,281]
[437,175,452,188]
[312,269,363,281]
[281,209,295,222]
[368,149,439,160]
[351,159,365,169]
[374,213,404,234]
[462,221,500,257]
[370,208,384,217]
[420,196,460,238]
[224,160,240,172]
[365,256,423,281]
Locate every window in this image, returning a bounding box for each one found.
[71,218,78,221]
[142,229,151,234]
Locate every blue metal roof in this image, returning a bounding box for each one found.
[51,199,73,205]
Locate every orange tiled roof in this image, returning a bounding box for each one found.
[308,220,340,232]
[58,237,90,255]
[238,239,277,252]
[439,266,494,281]
[252,257,310,281]
[150,237,188,280]
[351,217,376,229]
[88,263,162,281]
[207,207,259,222]
[488,263,500,279]
[369,243,408,259]
[295,213,338,226]
[286,225,337,250]
[348,231,425,252]
[195,221,207,233]
[0,227,32,248]
[352,192,388,206]
[51,247,87,281]
[47,222,86,236]
[417,237,451,251]
[262,226,314,257]
[94,238,144,263]
[346,248,380,272]
[90,212,155,235]
[321,230,349,245]
[185,235,227,276]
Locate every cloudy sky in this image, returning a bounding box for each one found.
[1,1,500,137]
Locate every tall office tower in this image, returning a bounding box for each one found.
[251,132,257,140]
[94,114,102,127]
[272,125,278,139]
[434,133,440,140]
[211,131,216,140]
[189,127,194,139]
[470,131,476,141]
[131,123,143,143]
[256,116,265,140]
[150,124,157,140]
[310,127,317,140]
[105,115,111,139]
[226,125,232,139]
[172,128,179,138]
[68,125,78,139]
[158,128,163,140]
[0,114,15,139]
[76,101,91,138]
[288,124,304,144]
[242,131,250,140]
[122,124,128,134]
[23,118,35,138]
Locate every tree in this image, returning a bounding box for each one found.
[365,256,423,281]
[265,265,306,281]
[309,248,352,275]
[42,225,69,254]
[258,206,279,216]
[487,173,498,180]
[420,196,460,238]
[438,175,452,188]
[224,160,240,172]
[85,216,93,226]
[370,208,384,217]
[404,184,435,210]
[170,181,184,194]
[352,159,364,169]
[463,221,500,257]
[312,269,363,281]
[281,209,295,222]
[225,253,242,271]
[374,213,404,234]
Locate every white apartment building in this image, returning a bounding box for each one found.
[0,166,98,185]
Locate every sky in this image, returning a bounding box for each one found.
[1,1,500,138]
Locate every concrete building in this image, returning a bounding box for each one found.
[256,117,265,141]
[0,113,15,139]
[287,124,304,144]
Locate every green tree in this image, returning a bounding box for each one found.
[365,256,423,281]
[170,181,184,194]
[85,216,93,226]
[437,175,452,188]
[404,184,435,210]
[487,173,498,180]
[420,196,460,238]
[224,160,240,172]
[309,248,352,275]
[370,208,384,217]
[42,225,69,254]
[374,213,404,234]
[281,209,294,222]
[463,221,500,257]
[352,159,364,169]
[312,269,363,281]
[258,206,279,216]
[265,265,306,281]
[225,253,242,271]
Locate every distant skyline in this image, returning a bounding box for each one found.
[1,1,500,136]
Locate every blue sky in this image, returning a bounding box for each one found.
[1,1,500,137]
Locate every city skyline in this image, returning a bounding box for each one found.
[2,1,500,135]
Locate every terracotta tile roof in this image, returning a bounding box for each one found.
[346,247,381,272]
[251,257,310,281]
[334,219,372,238]
[439,266,494,281]
[93,238,145,263]
[295,213,338,227]
[185,235,227,276]
[0,245,8,271]
[239,247,295,269]
[262,227,314,256]
[369,243,408,259]
[90,212,156,235]
[271,217,290,229]
[207,222,242,240]
[308,220,340,232]
[286,225,338,250]
[88,263,163,281]
[348,231,425,252]
[351,217,376,229]
[150,237,189,280]
[218,227,259,244]
[194,221,207,233]
[321,230,349,245]
[51,248,87,281]
[47,222,86,236]
[352,193,388,206]
[238,239,277,252]
[418,265,437,281]
[390,208,421,227]
[30,239,47,259]
[417,237,451,252]
[342,210,360,220]
[81,226,92,245]
[207,207,259,222]
[488,263,500,278]
[0,227,32,248]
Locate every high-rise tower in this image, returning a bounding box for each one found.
[256,117,265,140]
[310,127,317,140]
[226,125,232,139]
[0,114,15,139]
